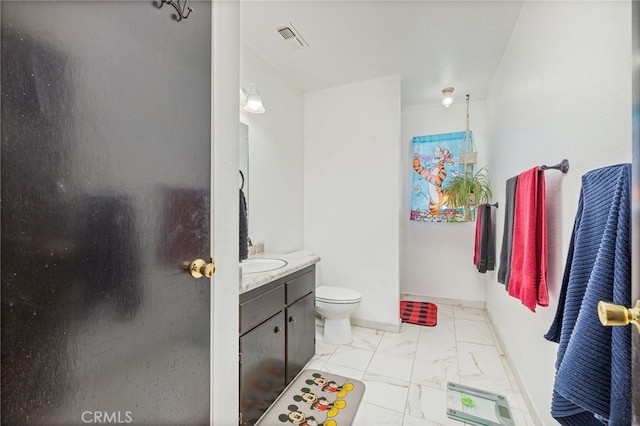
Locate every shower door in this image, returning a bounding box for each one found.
[1,1,212,424]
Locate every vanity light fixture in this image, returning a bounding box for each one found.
[240,83,266,114]
[441,87,455,108]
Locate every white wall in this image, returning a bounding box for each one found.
[484,2,631,424]
[304,75,402,330]
[401,101,488,304]
[240,43,305,254]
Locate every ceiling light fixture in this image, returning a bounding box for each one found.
[240,83,265,114]
[441,87,455,108]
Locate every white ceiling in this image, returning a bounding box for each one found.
[240,1,524,109]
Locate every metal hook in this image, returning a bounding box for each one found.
[156,0,193,22]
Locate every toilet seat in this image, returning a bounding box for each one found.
[316,286,362,304]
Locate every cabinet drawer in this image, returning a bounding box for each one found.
[240,284,285,334]
[286,271,314,304]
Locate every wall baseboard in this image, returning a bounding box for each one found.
[400,293,486,310]
[316,314,401,333]
[351,317,401,333]
[321,294,484,334]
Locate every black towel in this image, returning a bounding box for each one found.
[239,189,248,261]
[497,176,518,287]
[476,204,495,273]
[485,205,495,270]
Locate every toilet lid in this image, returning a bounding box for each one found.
[316,286,362,303]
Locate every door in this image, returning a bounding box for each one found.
[1,2,212,424]
[632,2,640,423]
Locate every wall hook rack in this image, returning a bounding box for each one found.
[539,159,569,174]
[156,0,193,22]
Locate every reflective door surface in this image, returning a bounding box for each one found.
[632,1,639,423]
[1,2,212,424]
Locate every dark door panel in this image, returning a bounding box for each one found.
[1,2,212,424]
[632,1,640,422]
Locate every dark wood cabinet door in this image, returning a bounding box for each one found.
[286,292,316,383]
[239,312,286,425]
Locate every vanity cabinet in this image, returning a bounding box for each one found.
[285,291,315,383]
[239,265,316,425]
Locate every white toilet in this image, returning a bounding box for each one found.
[315,286,362,345]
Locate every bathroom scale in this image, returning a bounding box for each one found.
[446,382,515,426]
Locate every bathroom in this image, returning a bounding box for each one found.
[0,0,635,425]
[231,1,634,425]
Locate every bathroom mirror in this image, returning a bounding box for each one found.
[239,122,249,203]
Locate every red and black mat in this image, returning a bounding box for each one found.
[400,300,437,327]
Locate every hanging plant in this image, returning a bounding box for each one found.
[444,167,492,221]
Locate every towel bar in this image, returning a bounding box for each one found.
[539,159,569,174]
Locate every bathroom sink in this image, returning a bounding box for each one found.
[240,258,288,274]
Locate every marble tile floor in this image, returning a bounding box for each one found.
[308,303,537,426]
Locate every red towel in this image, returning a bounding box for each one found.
[474,206,483,267]
[508,167,548,311]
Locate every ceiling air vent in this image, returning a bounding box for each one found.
[277,27,296,40]
[275,22,308,50]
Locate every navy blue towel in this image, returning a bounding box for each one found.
[544,164,631,426]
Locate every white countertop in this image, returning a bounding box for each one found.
[240,250,321,293]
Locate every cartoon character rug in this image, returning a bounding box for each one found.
[255,369,365,426]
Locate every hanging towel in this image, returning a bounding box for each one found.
[485,205,495,271]
[544,164,631,426]
[473,205,483,268]
[474,204,495,273]
[239,188,249,261]
[497,176,518,288]
[507,167,548,311]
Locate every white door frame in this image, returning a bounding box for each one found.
[211,1,241,424]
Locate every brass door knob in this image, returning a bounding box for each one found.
[188,258,216,279]
[597,300,640,333]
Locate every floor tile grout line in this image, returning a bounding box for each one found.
[358,328,383,380]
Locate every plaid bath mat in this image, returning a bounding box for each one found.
[400,300,437,327]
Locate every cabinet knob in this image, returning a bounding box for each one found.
[288,316,297,323]
[274,326,283,333]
